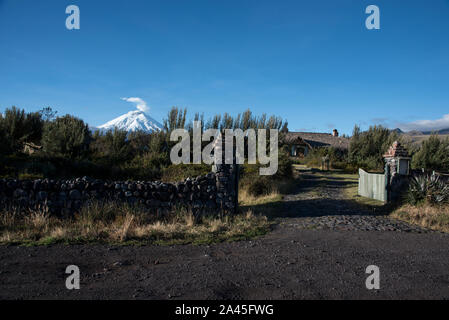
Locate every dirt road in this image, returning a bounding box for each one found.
[1,172,448,299]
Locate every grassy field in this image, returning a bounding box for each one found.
[0,201,271,246]
[391,204,449,233]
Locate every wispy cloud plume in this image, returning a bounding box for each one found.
[397,114,449,132]
[121,97,150,113]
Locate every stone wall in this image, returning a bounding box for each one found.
[0,167,238,216]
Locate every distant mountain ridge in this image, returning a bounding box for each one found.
[97,110,163,133]
[421,128,449,135]
[391,127,449,136]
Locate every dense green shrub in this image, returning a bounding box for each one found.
[91,128,131,164]
[239,147,292,179]
[239,147,293,197]
[297,145,354,172]
[42,115,91,158]
[0,106,43,153]
[302,146,349,170]
[162,164,211,182]
[349,125,399,171]
[274,149,293,178]
[0,153,103,179]
[1,106,291,183]
[412,135,449,172]
[0,114,7,154]
[247,176,272,197]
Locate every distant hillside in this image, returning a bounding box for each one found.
[393,127,449,144]
[392,127,449,136]
[422,128,449,135]
[391,128,404,134]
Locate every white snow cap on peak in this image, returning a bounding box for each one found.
[97,97,163,133]
[98,110,163,133]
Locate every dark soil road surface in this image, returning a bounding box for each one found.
[1,172,448,299]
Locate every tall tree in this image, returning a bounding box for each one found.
[163,107,187,132]
[39,107,58,122]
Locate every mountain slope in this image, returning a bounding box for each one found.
[422,128,449,135]
[98,110,163,133]
[393,127,449,136]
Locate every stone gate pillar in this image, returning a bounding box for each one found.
[383,141,411,202]
[211,133,239,214]
[212,163,238,214]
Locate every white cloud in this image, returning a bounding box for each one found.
[397,114,449,132]
[121,97,150,113]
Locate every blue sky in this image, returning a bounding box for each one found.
[0,0,448,135]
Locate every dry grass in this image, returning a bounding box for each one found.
[239,178,295,205]
[391,204,449,233]
[238,178,296,220]
[0,201,269,245]
[239,187,282,206]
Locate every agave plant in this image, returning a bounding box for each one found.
[428,177,449,204]
[407,175,428,205]
[407,174,449,205]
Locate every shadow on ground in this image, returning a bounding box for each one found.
[240,170,398,220]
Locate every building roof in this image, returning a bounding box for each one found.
[282,134,311,147]
[383,141,410,158]
[284,132,350,150]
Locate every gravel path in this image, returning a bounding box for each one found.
[280,172,432,233]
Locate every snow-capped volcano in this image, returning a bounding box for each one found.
[98,110,163,133]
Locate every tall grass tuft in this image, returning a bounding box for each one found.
[0,201,269,245]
